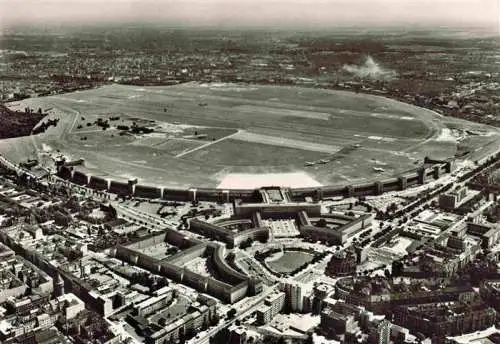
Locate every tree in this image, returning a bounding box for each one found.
[392,261,404,277]
[317,218,327,227]
[388,202,398,213]
[210,313,220,326]
[227,308,237,319]
[54,211,71,227]
[258,232,269,243]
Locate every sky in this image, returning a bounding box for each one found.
[1,0,499,30]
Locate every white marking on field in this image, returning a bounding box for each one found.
[199,82,230,87]
[144,133,167,138]
[434,128,457,142]
[212,87,259,92]
[67,109,81,135]
[371,113,415,121]
[175,130,241,158]
[370,159,388,166]
[233,131,339,154]
[368,136,397,142]
[217,172,322,189]
[71,129,105,135]
[197,82,258,91]
[128,94,142,99]
[52,96,87,104]
[234,104,331,120]
[157,122,203,134]
[41,144,52,153]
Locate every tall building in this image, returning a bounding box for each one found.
[256,291,285,324]
[228,325,248,344]
[54,273,65,297]
[283,282,303,312]
[265,291,285,315]
[439,187,467,211]
[256,306,273,325]
[369,320,391,344]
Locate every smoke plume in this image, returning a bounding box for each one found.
[343,56,397,80]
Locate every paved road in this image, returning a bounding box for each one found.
[188,285,279,344]
[175,129,242,158]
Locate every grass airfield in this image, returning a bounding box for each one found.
[3,82,500,189]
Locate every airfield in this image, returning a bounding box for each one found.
[3,83,500,189]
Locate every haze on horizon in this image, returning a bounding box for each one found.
[1,0,499,31]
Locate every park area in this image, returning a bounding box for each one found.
[266,250,315,275]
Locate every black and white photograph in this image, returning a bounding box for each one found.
[0,1,500,343]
